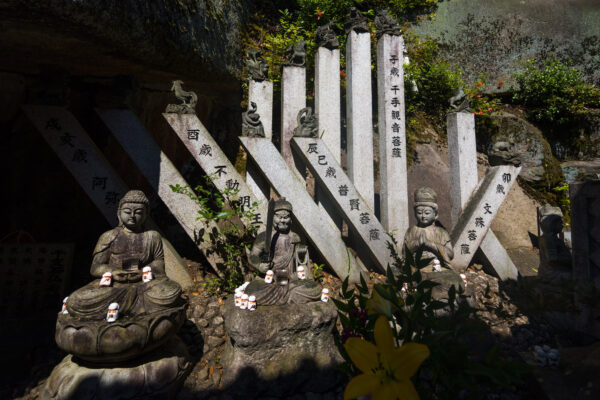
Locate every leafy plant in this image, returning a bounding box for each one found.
[513,57,600,135]
[465,77,500,117]
[333,241,529,399]
[312,262,325,282]
[170,175,260,294]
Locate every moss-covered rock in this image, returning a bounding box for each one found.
[476,112,566,206]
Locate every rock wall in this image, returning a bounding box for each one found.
[410,0,600,88]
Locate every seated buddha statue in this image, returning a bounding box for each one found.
[245,199,322,305]
[403,187,454,271]
[538,205,572,282]
[57,190,186,362]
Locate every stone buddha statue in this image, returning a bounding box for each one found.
[245,199,322,305]
[538,205,572,282]
[403,187,454,271]
[56,190,187,363]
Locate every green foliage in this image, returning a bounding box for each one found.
[312,262,325,282]
[170,175,259,294]
[333,240,528,399]
[465,77,500,117]
[404,33,462,122]
[513,58,600,134]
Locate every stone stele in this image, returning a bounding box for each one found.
[220,300,342,397]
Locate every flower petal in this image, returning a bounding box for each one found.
[366,289,394,318]
[344,337,379,374]
[374,315,395,356]
[391,379,421,400]
[390,342,430,379]
[344,373,380,400]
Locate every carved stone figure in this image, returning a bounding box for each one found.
[538,205,572,282]
[316,21,339,49]
[285,41,307,67]
[241,101,265,137]
[55,190,186,363]
[344,7,369,34]
[245,199,321,305]
[374,9,402,38]
[165,80,197,114]
[293,107,318,138]
[449,86,471,112]
[245,48,269,81]
[403,187,454,271]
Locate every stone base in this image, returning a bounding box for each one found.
[220,300,343,397]
[41,336,192,400]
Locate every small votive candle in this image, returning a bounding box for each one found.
[234,290,242,307]
[99,272,112,287]
[106,302,120,322]
[248,295,256,311]
[61,297,69,314]
[297,266,306,280]
[433,259,442,272]
[265,270,274,284]
[240,294,249,310]
[321,288,329,302]
[460,273,467,286]
[142,266,153,283]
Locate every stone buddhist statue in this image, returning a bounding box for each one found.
[56,190,187,363]
[538,205,572,282]
[403,187,454,271]
[245,199,321,305]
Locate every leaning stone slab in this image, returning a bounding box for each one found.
[41,337,192,400]
[97,108,220,280]
[22,105,191,289]
[450,165,521,271]
[239,137,362,283]
[292,137,391,274]
[163,113,268,230]
[221,300,342,397]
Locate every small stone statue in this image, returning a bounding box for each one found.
[316,21,339,49]
[344,7,369,34]
[538,205,572,282]
[449,86,471,112]
[241,101,265,137]
[403,187,454,271]
[245,48,269,81]
[374,9,402,39]
[165,80,197,114]
[245,198,322,305]
[285,41,307,67]
[293,107,318,138]
[56,190,186,362]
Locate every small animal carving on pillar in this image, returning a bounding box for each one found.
[448,86,470,112]
[344,7,369,34]
[285,41,307,67]
[165,80,198,114]
[316,21,339,50]
[241,102,265,138]
[293,107,318,138]
[245,48,269,81]
[374,9,402,39]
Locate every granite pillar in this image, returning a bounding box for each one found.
[346,30,374,210]
[247,79,274,199]
[377,33,409,243]
[281,65,306,173]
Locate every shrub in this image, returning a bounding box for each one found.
[513,58,600,134]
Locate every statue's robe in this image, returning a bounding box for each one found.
[403,225,453,270]
[246,230,321,305]
[66,226,181,319]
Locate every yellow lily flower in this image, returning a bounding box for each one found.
[365,285,402,318]
[344,316,430,400]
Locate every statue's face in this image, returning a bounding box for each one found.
[415,206,437,227]
[119,203,147,231]
[274,210,291,233]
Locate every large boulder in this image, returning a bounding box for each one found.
[478,113,564,201]
[220,300,343,397]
